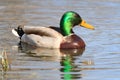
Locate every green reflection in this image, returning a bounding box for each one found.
[61,55,73,80]
[60,48,85,80]
[63,55,72,72]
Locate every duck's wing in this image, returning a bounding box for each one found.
[49,26,62,34]
[23,26,63,39]
[21,26,64,48]
[12,25,63,39]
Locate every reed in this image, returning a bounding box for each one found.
[0,49,9,71]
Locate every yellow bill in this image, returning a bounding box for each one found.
[80,20,95,30]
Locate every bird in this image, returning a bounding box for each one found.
[12,11,94,49]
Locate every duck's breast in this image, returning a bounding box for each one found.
[60,34,86,49]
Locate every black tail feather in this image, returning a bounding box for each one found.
[15,25,24,39]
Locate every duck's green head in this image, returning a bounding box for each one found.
[60,11,95,36]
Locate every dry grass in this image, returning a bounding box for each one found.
[0,49,9,71]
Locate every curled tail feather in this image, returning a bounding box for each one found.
[12,25,24,39]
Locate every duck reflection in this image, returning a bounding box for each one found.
[18,42,61,61]
[18,42,85,79]
[60,48,84,80]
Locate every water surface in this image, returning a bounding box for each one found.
[0,0,120,80]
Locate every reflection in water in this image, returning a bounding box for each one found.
[18,42,85,80]
[60,49,84,80]
[0,71,9,80]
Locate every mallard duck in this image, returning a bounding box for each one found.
[12,11,94,49]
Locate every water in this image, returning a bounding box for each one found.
[0,0,120,80]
